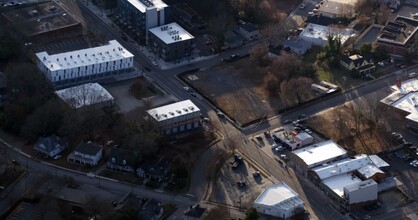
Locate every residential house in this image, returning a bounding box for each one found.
[33,135,68,158]
[136,159,171,182]
[340,54,375,77]
[67,142,103,166]
[238,22,259,41]
[115,192,163,220]
[223,29,243,49]
[107,148,135,172]
[283,38,311,55]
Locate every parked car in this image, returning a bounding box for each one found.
[230,54,240,60]
[11,159,19,165]
[252,171,261,177]
[391,132,405,143]
[53,155,61,160]
[280,154,288,160]
[299,3,305,9]
[190,92,197,97]
[298,114,306,119]
[275,146,285,152]
[283,119,292,125]
[237,180,247,187]
[183,86,191,92]
[271,143,278,149]
[305,129,312,134]
[408,72,417,78]
[264,131,271,138]
[256,136,263,142]
[234,154,243,161]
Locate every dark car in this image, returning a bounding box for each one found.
[264,131,271,138]
[11,159,19,165]
[237,180,247,187]
[283,119,292,125]
[298,114,306,119]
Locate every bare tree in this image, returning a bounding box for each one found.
[279,77,314,107]
[249,43,270,67]
[376,5,391,24]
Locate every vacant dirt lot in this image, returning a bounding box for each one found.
[183,57,316,125]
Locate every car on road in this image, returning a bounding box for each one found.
[217,112,225,118]
[299,3,305,9]
[11,159,19,165]
[305,129,312,134]
[106,140,114,146]
[378,61,385,67]
[298,114,306,119]
[53,155,61,160]
[190,92,197,97]
[230,54,240,60]
[308,11,314,16]
[183,86,191,92]
[283,119,292,125]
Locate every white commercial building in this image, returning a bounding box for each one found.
[310,154,384,210]
[254,182,305,219]
[55,83,114,110]
[290,140,348,175]
[36,40,134,87]
[344,179,378,206]
[147,100,200,135]
[300,23,355,46]
[381,78,418,129]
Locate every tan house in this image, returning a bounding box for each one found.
[340,54,375,77]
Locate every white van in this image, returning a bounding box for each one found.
[408,72,417,78]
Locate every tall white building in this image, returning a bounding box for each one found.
[147,100,200,135]
[117,0,170,43]
[35,40,134,87]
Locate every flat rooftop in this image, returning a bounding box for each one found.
[127,0,168,13]
[300,23,355,45]
[254,182,304,209]
[148,22,194,44]
[55,83,114,109]
[344,179,377,193]
[311,155,371,180]
[381,78,418,123]
[2,1,80,36]
[291,140,347,167]
[35,40,134,72]
[377,16,418,46]
[322,174,362,197]
[147,99,200,122]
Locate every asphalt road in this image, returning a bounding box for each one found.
[5,0,418,219]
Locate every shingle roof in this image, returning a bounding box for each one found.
[75,142,102,156]
[240,23,258,32]
[108,148,134,167]
[34,135,67,153]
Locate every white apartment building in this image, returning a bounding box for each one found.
[35,40,134,87]
[147,100,200,135]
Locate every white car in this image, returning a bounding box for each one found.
[271,143,278,149]
[408,72,417,78]
[152,60,158,66]
[183,86,191,92]
[308,11,314,16]
[53,155,61,160]
[275,146,285,152]
[410,160,418,166]
[305,129,312,134]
